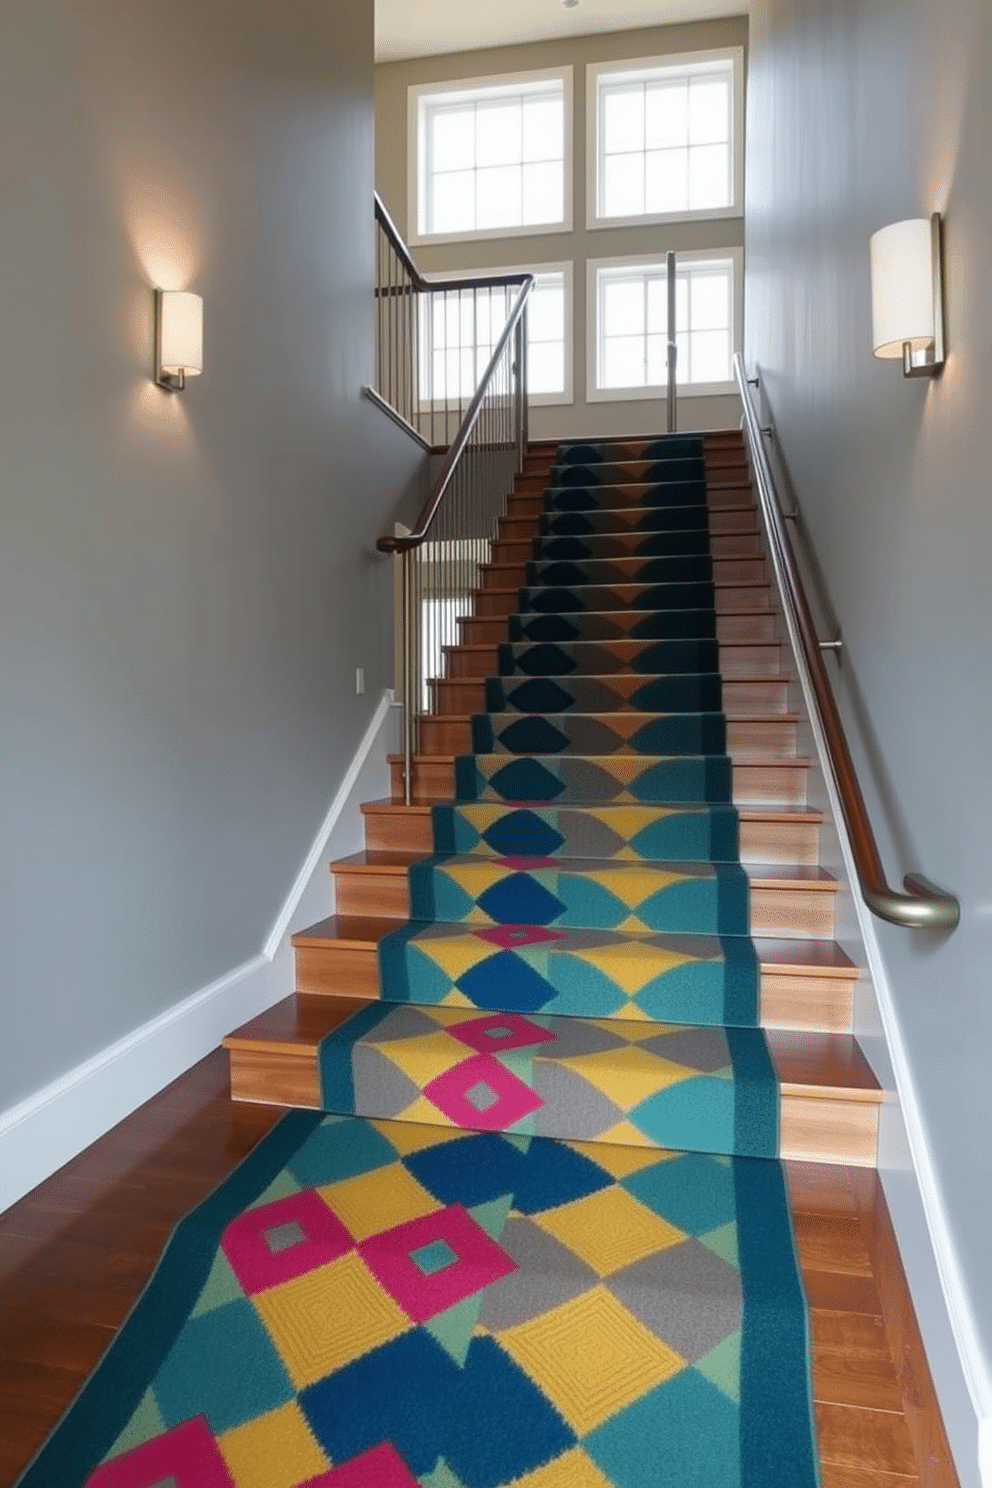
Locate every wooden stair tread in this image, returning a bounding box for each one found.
[460,608,777,622]
[224,995,880,1102]
[434,673,793,686]
[474,580,772,594]
[442,642,785,656]
[409,712,804,725]
[292,915,857,979]
[507,503,757,517]
[388,751,813,766]
[331,848,837,884]
[527,431,742,447]
[360,798,824,825]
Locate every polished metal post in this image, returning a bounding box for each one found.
[666,250,677,434]
[519,304,529,468]
[401,548,414,805]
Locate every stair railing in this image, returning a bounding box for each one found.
[373,195,534,803]
[734,355,959,931]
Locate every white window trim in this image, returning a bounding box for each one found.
[407,66,574,248]
[585,248,744,403]
[419,263,574,408]
[585,47,745,231]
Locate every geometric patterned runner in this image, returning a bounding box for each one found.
[319,1004,779,1157]
[16,1111,818,1487]
[15,435,819,1488]
[378,434,769,1147]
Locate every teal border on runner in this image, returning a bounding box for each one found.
[735,1153,822,1486]
[13,1108,325,1488]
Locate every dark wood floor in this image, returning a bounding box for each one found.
[0,1052,959,1488]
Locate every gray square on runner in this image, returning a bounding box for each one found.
[262,1220,307,1254]
[465,1081,500,1113]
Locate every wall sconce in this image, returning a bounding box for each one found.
[869,214,945,377]
[155,289,203,391]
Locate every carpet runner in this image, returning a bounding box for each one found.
[16,1111,817,1488]
[18,434,820,1488]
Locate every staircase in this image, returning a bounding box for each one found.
[224,428,880,1172]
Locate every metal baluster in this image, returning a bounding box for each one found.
[666,250,677,435]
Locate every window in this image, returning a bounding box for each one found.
[410,69,572,243]
[588,252,741,401]
[588,50,743,226]
[525,269,571,403]
[420,266,572,406]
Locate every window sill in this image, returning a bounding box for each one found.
[409,219,572,249]
[586,205,743,231]
[587,381,736,404]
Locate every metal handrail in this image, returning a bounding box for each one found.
[374,194,533,297]
[377,275,533,555]
[734,355,959,930]
[372,194,535,802]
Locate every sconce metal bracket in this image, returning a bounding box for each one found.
[154,288,190,393]
[902,214,945,378]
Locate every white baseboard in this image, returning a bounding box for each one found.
[0,689,398,1215]
[264,689,396,955]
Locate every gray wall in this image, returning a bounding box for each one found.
[746,0,992,1465]
[375,20,748,439]
[0,0,424,1112]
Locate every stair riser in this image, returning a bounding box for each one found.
[512,480,752,502]
[389,756,810,807]
[480,559,767,590]
[509,490,755,518]
[490,534,765,564]
[470,584,776,617]
[443,642,787,681]
[414,715,800,756]
[501,514,760,543]
[226,1047,874,1166]
[430,676,792,713]
[362,808,821,865]
[331,868,835,938]
[293,945,854,1034]
[459,613,781,646]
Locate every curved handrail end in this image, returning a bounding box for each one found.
[864,875,960,932]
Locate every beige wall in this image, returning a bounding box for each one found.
[747,1,992,1481]
[375,19,748,440]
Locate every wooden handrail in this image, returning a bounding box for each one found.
[734,355,959,931]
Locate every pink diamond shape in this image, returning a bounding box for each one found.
[424,1054,544,1131]
[302,1441,419,1487]
[360,1205,516,1323]
[473,924,563,948]
[86,1416,233,1487]
[221,1189,352,1295]
[449,1012,558,1054]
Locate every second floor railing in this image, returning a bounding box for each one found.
[373,195,533,801]
[372,194,534,449]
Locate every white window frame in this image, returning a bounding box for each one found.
[408,66,574,247]
[586,249,743,403]
[419,264,574,409]
[586,48,744,230]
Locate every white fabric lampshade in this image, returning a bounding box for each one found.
[869,219,935,359]
[159,291,203,376]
